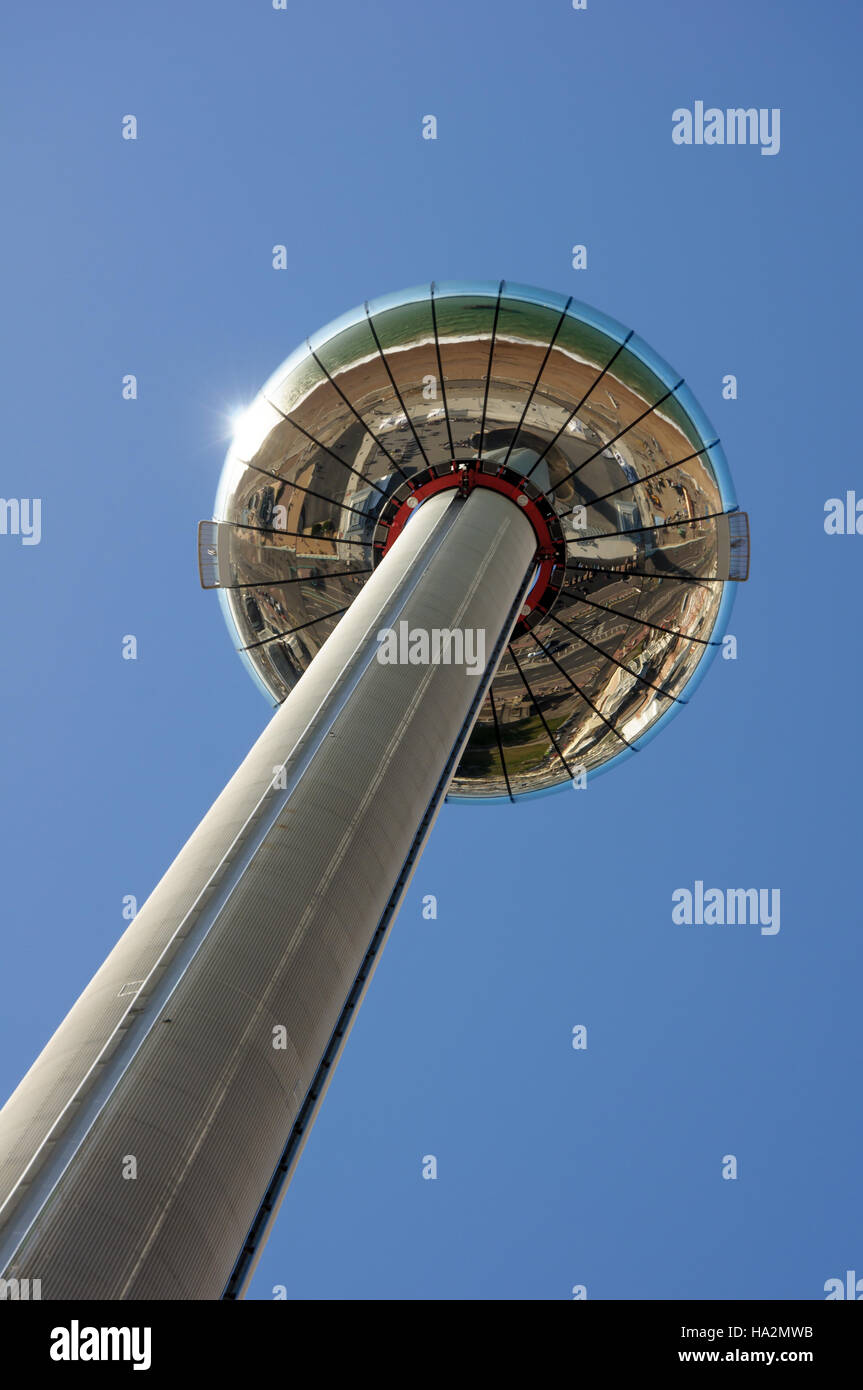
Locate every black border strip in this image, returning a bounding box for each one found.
[239,606,351,652]
[558,588,719,647]
[477,280,505,460]
[566,507,730,543]
[364,304,431,469]
[547,611,685,704]
[508,643,574,779]
[576,442,719,507]
[430,282,456,457]
[523,331,635,481]
[307,343,410,480]
[216,518,371,547]
[488,684,514,802]
[261,398,391,498]
[531,631,636,749]
[501,295,574,469]
[551,379,684,492]
[222,568,371,593]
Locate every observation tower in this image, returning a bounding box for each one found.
[0,282,749,1300]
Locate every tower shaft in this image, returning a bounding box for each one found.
[0,487,535,1299]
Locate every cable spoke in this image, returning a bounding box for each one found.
[523,331,634,481]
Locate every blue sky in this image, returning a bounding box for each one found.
[0,0,860,1299]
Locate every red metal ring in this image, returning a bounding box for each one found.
[372,462,565,618]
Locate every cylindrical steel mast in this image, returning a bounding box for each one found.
[0,487,535,1299]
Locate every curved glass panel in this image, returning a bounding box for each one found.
[211,283,747,800]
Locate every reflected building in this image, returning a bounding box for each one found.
[212,282,748,798]
[0,283,748,1300]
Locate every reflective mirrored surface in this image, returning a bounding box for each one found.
[205,282,748,800]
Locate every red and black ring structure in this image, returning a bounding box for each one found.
[373,459,566,628]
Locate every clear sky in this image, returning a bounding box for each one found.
[1,0,860,1299]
